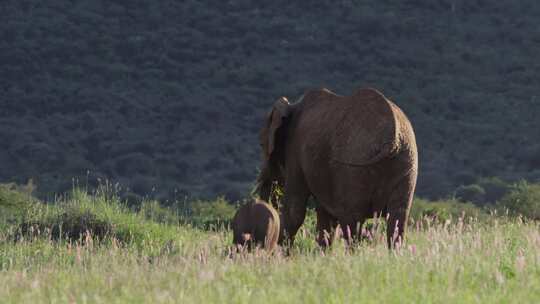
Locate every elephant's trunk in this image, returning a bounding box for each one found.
[253,162,283,208]
[254,167,273,202]
[277,211,286,244]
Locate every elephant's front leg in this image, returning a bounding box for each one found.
[281,195,308,246]
[280,182,310,246]
[316,207,337,248]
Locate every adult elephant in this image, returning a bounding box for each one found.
[255,88,418,248]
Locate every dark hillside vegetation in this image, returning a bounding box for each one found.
[1,1,540,202]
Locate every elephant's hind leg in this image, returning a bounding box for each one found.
[337,216,365,246]
[316,207,337,248]
[385,170,417,249]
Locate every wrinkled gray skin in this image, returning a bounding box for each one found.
[255,88,418,248]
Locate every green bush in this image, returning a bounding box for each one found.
[455,184,485,204]
[186,197,236,230]
[410,198,486,222]
[0,182,42,229]
[452,177,511,206]
[139,200,180,225]
[14,189,179,247]
[477,177,510,204]
[498,181,540,220]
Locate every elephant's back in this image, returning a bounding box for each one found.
[294,88,401,166]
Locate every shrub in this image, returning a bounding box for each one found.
[0,181,42,229]
[453,177,511,206]
[139,200,180,225]
[186,197,236,230]
[455,184,485,204]
[477,177,510,204]
[122,191,143,208]
[19,208,113,242]
[14,189,179,247]
[498,181,540,220]
[410,198,486,222]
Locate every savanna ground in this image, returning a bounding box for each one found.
[1,184,539,303]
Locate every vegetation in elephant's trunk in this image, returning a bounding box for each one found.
[254,162,284,208]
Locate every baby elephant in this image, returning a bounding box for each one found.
[232,199,280,251]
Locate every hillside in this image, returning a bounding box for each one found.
[1,1,540,202]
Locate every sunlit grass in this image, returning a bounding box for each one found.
[1,208,539,303]
[1,185,538,303]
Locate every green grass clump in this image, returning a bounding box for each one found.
[498,180,540,220]
[139,200,182,225]
[0,183,42,230]
[12,189,182,250]
[410,198,487,222]
[186,197,236,230]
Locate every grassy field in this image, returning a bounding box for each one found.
[1,189,539,303]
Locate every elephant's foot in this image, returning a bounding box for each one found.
[386,211,406,249]
[316,229,333,248]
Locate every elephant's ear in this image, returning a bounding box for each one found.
[266,97,291,158]
[331,88,399,165]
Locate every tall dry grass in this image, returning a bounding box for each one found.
[1,211,539,303]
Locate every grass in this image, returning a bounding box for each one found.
[12,190,186,251]
[1,219,538,303]
[1,190,539,303]
[410,197,489,222]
